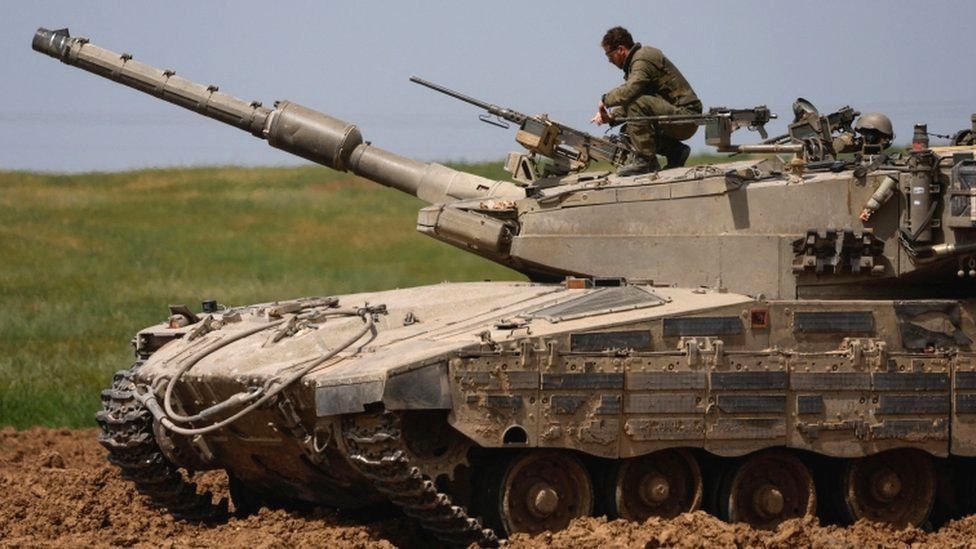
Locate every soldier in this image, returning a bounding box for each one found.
[591,26,703,176]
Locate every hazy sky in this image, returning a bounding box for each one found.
[3,0,975,172]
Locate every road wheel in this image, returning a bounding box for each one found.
[718,449,816,529]
[494,450,594,536]
[611,449,702,521]
[842,448,935,527]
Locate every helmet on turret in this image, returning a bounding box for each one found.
[854,112,894,149]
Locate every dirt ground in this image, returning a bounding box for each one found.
[3,427,976,548]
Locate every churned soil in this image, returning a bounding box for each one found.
[3,427,976,548]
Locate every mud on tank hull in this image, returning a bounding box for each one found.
[96,280,976,544]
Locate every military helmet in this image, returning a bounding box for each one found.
[855,112,895,140]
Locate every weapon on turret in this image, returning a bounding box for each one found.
[758,100,862,161]
[410,77,638,179]
[617,106,796,154]
[31,27,524,205]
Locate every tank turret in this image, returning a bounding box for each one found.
[34,27,976,298]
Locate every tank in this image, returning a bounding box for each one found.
[33,27,976,545]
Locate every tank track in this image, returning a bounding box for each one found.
[95,364,226,521]
[343,412,499,548]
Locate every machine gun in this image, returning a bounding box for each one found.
[618,106,795,154]
[760,99,861,161]
[410,77,638,181]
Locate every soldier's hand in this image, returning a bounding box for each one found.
[590,102,611,125]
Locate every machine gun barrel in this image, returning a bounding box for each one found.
[619,107,776,124]
[410,76,527,125]
[32,27,523,204]
[411,76,636,168]
[619,106,776,151]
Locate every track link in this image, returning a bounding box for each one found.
[343,412,498,547]
[95,365,226,521]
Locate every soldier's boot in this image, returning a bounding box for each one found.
[617,126,659,176]
[617,156,659,177]
[662,142,691,169]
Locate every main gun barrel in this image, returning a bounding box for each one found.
[33,27,523,204]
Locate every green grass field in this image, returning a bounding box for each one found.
[0,163,523,428]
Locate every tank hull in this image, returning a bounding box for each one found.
[98,281,976,540]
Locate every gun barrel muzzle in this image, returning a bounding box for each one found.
[32,27,73,59]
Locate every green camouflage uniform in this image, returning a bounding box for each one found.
[603,43,702,164]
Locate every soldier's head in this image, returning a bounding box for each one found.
[855,112,895,152]
[602,26,634,69]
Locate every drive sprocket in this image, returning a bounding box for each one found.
[398,410,473,482]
